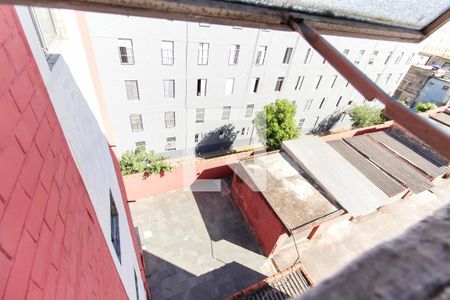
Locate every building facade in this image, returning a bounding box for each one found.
[416,77,450,106]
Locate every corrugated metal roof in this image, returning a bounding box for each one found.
[368,131,449,178]
[328,140,405,197]
[282,136,389,217]
[345,135,433,194]
[430,112,450,127]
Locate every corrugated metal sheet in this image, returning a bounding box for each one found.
[369,131,449,178]
[328,140,405,197]
[345,135,433,194]
[430,112,450,127]
[282,136,389,217]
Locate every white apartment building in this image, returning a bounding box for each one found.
[37,10,421,158]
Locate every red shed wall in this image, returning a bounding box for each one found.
[230,174,288,256]
[0,6,128,299]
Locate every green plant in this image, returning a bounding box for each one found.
[348,104,388,129]
[253,99,299,149]
[414,102,437,112]
[120,146,172,176]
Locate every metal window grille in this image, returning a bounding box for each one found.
[275,77,284,91]
[161,41,174,65]
[165,111,175,128]
[118,39,134,64]
[166,137,176,151]
[130,114,143,132]
[198,42,209,65]
[125,80,139,100]
[228,44,240,65]
[255,46,267,65]
[163,80,175,98]
[283,47,293,64]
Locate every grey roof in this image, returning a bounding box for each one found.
[430,112,450,127]
[282,136,389,217]
[237,152,340,230]
[368,131,449,178]
[344,135,433,194]
[328,140,405,197]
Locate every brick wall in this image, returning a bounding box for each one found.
[0,6,129,299]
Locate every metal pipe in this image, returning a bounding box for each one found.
[290,18,450,159]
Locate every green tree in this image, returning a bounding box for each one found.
[414,102,437,112]
[253,99,299,149]
[120,146,172,176]
[348,104,388,129]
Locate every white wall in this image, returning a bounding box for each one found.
[16,7,145,300]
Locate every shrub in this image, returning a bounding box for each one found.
[120,146,172,176]
[253,99,299,149]
[348,104,388,129]
[414,102,437,112]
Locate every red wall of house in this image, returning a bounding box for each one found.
[0,6,129,299]
[230,174,288,256]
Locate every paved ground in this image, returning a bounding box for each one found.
[130,178,276,300]
[276,179,450,283]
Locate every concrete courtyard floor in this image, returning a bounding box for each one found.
[277,179,450,284]
[129,178,276,300]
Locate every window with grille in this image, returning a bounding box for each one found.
[354,50,365,65]
[315,75,323,89]
[255,46,267,65]
[384,51,393,64]
[340,112,347,122]
[166,137,176,151]
[125,80,139,100]
[165,111,176,128]
[343,49,350,56]
[375,74,381,83]
[222,106,231,120]
[163,80,175,98]
[330,75,338,88]
[394,52,404,64]
[110,191,121,262]
[118,39,134,64]
[161,41,174,65]
[295,76,305,91]
[197,79,207,96]
[245,104,254,118]
[385,73,392,84]
[275,77,284,91]
[225,78,235,95]
[304,48,312,64]
[304,99,313,111]
[228,44,240,65]
[283,47,293,64]
[405,53,415,65]
[130,114,143,132]
[196,108,205,123]
[368,50,379,64]
[336,96,342,107]
[251,77,260,93]
[135,141,145,149]
[297,118,305,129]
[313,116,320,128]
[319,97,327,109]
[198,43,209,65]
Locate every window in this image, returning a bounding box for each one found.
[245,104,254,118]
[30,7,58,52]
[394,52,404,64]
[368,50,379,64]
[330,75,338,88]
[198,43,209,65]
[385,73,392,84]
[428,82,435,86]
[297,118,305,129]
[406,53,415,65]
[304,99,313,112]
[375,74,381,83]
[336,96,342,107]
[228,44,240,65]
[354,50,365,65]
[194,133,201,143]
[348,100,353,105]
[442,85,449,91]
[166,137,176,151]
[125,80,139,101]
[384,51,393,64]
[295,76,305,91]
[130,114,143,132]
[135,141,145,149]
[283,47,293,64]
[313,117,320,128]
[275,77,284,91]
[304,48,312,64]
[199,23,210,27]
[256,46,267,65]
[225,78,235,95]
[196,108,205,123]
[345,81,350,87]
[110,191,121,262]
[118,39,134,65]
[197,79,207,96]
[165,111,175,128]
[322,58,327,64]
[340,112,347,122]
[161,41,174,65]
[251,77,260,93]
[222,106,231,120]
[319,97,327,109]
[396,73,403,84]
[343,49,350,56]
[163,80,175,98]
[315,75,323,89]
[134,270,139,300]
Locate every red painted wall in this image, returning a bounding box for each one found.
[230,174,288,256]
[123,150,256,200]
[0,6,129,299]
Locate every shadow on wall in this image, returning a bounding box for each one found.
[195,124,237,158]
[310,111,346,135]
